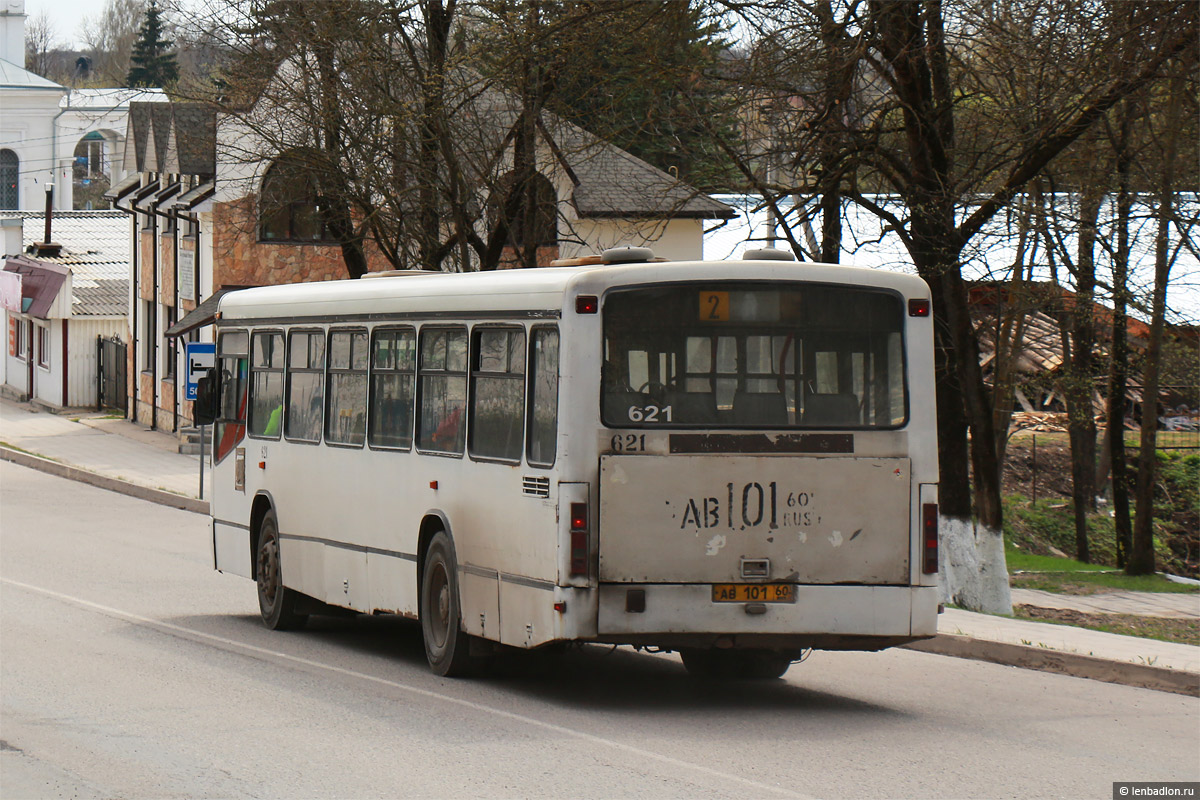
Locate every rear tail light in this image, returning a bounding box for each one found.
[569,501,588,577]
[922,503,939,574]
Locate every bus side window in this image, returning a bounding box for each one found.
[326,328,368,447]
[215,330,248,462]
[286,330,325,443]
[248,332,284,439]
[368,328,415,449]
[527,327,559,467]
[417,327,467,455]
[469,327,525,462]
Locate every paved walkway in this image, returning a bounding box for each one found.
[2,396,1197,693]
[0,398,203,500]
[1012,587,1200,619]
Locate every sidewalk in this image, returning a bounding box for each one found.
[1,396,1196,695]
[0,397,206,508]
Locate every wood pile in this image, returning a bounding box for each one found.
[1009,411,1109,432]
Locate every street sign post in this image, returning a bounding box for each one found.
[184,342,216,499]
[184,342,215,401]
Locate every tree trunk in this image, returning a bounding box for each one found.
[1129,69,1183,575]
[1108,106,1134,567]
[1064,185,1101,561]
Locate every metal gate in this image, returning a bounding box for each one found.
[97,335,127,413]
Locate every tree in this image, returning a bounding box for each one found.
[83,0,148,86]
[1129,62,1190,576]
[127,0,179,87]
[24,9,62,80]
[711,0,1196,611]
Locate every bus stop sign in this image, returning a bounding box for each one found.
[185,342,215,401]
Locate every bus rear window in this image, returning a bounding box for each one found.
[602,283,906,429]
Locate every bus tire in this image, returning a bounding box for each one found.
[256,510,308,631]
[680,648,791,680]
[420,531,482,677]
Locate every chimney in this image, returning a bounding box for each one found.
[34,183,62,258]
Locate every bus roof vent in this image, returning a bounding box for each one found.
[601,246,656,264]
[742,247,796,261]
[361,269,443,279]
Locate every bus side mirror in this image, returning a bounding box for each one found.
[194,372,218,425]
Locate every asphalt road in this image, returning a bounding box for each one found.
[2,461,1197,799]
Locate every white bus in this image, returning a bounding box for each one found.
[197,247,940,678]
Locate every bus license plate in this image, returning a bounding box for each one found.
[711,584,794,603]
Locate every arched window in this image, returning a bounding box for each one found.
[489,171,557,249]
[259,154,331,242]
[0,150,18,210]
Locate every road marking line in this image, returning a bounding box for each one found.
[2,577,811,799]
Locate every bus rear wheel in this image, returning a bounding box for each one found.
[680,648,792,680]
[256,510,308,630]
[420,531,485,677]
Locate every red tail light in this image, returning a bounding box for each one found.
[569,501,588,577]
[922,503,939,574]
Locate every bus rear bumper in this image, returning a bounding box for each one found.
[594,583,939,651]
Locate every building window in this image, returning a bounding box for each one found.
[142,301,156,371]
[369,328,416,450]
[0,149,17,209]
[326,328,367,446]
[164,308,176,379]
[469,327,525,462]
[13,318,27,361]
[37,325,50,369]
[259,155,332,242]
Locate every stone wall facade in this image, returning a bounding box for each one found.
[212,197,390,287]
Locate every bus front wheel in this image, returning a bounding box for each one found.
[680,648,792,680]
[420,531,484,677]
[256,510,308,631]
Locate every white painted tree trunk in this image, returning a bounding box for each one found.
[938,516,1013,615]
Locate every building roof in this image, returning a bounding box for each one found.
[472,89,735,221]
[0,56,62,90]
[125,101,217,176]
[0,210,129,317]
[60,87,167,110]
[3,255,66,317]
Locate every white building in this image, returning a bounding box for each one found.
[1,210,129,408]
[0,0,166,212]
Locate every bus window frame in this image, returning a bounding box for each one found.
[415,324,469,458]
[324,326,369,450]
[366,325,417,452]
[284,327,327,446]
[525,324,559,469]
[467,323,527,466]
[214,328,249,464]
[599,281,911,432]
[247,328,285,441]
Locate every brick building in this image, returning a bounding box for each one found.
[109,95,733,435]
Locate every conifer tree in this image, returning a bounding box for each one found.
[126,0,178,88]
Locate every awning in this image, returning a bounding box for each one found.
[165,286,252,338]
[3,256,68,319]
[139,181,182,215]
[170,180,215,213]
[102,173,141,204]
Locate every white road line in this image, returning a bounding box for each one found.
[2,577,811,799]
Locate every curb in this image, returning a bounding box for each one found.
[0,445,209,516]
[903,634,1200,697]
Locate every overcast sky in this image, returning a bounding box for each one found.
[26,0,93,50]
